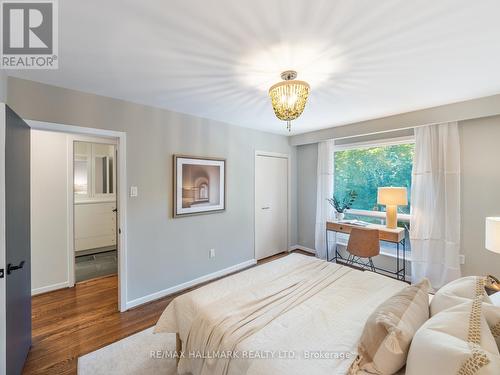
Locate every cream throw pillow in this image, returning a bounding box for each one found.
[482,303,500,349]
[351,279,430,375]
[430,276,491,316]
[406,299,500,375]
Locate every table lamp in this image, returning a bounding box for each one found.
[485,217,500,293]
[486,217,500,254]
[377,187,407,229]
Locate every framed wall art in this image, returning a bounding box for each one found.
[173,155,226,217]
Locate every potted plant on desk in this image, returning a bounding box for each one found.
[327,190,358,221]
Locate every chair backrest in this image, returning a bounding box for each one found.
[346,227,380,258]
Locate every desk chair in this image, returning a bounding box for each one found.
[345,227,380,272]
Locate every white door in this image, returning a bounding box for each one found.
[255,154,288,260]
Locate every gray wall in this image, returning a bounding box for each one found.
[6,77,298,303]
[295,113,500,278]
[297,143,317,250]
[0,72,6,102]
[30,130,70,294]
[460,116,500,276]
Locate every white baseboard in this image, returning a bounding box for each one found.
[125,259,257,310]
[32,281,70,296]
[289,244,316,255]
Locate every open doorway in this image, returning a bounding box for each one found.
[28,120,128,312]
[73,141,118,283]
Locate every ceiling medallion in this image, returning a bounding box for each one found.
[269,70,310,132]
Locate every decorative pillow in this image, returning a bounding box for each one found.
[482,302,500,349]
[351,279,430,375]
[430,276,491,316]
[489,292,500,306]
[406,299,500,375]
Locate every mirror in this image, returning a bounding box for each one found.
[93,144,115,196]
[74,142,92,198]
[74,142,115,201]
[74,158,89,195]
[94,155,114,194]
[95,156,107,194]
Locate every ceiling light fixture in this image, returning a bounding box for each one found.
[269,70,310,132]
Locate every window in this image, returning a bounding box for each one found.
[334,141,414,215]
[333,140,414,256]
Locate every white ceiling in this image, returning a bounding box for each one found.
[10,0,500,135]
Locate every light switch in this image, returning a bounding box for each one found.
[459,254,465,264]
[130,186,138,197]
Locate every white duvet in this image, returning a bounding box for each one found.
[155,254,407,375]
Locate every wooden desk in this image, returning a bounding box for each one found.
[326,221,407,281]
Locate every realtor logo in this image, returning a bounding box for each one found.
[1,0,58,69]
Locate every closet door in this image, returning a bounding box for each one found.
[255,154,288,260]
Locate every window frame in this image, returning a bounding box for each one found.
[333,134,415,222]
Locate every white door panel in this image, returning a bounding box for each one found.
[255,155,288,260]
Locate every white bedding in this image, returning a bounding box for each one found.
[155,253,407,375]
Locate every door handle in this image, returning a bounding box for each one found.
[261,207,270,210]
[112,208,118,213]
[7,261,25,275]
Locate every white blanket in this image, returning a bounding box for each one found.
[155,254,406,375]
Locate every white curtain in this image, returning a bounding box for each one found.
[314,139,335,259]
[410,122,461,289]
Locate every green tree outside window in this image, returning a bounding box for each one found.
[334,144,414,214]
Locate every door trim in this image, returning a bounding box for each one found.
[67,135,118,289]
[254,150,290,260]
[27,120,128,312]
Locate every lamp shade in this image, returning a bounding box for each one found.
[377,187,408,206]
[485,217,500,254]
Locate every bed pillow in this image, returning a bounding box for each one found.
[352,279,430,375]
[406,299,500,375]
[430,276,491,316]
[489,291,500,306]
[483,303,500,349]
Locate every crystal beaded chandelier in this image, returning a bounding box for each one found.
[268,70,310,132]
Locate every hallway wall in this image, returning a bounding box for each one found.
[30,130,70,294]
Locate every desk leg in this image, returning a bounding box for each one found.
[396,241,400,280]
[326,229,329,261]
[333,232,339,263]
[403,238,406,282]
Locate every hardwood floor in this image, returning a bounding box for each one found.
[24,275,169,374]
[23,250,311,374]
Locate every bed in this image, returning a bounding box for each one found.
[155,253,408,375]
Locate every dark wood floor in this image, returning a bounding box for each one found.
[23,250,311,374]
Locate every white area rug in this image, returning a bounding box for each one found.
[78,327,178,375]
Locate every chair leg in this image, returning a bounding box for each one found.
[368,258,376,272]
[353,256,361,267]
[347,254,353,265]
